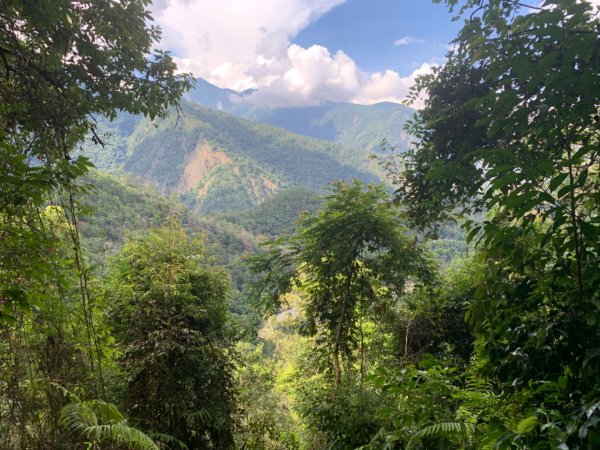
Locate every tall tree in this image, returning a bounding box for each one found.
[392,0,600,446]
[0,1,190,447]
[0,0,191,318]
[251,181,433,392]
[106,224,237,449]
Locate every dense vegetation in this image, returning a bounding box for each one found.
[185,77,415,154]
[83,101,377,213]
[1,0,599,449]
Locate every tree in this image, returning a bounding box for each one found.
[251,181,433,393]
[0,0,191,317]
[399,0,600,292]
[393,0,600,447]
[106,224,237,449]
[0,2,190,446]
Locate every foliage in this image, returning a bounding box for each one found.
[0,207,118,448]
[59,397,164,450]
[1,2,189,446]
[105,224,237,449]
[400,0,600,279]
[234,341,301,449]
[77,171,178,267]
[251,180,434,391]
[0,0,191,310]
[247,181,440,449]
[362,357,490,450]
[296,380,383,450]
[390,0,600,448]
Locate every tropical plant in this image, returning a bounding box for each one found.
[390,0,600,447]
[105,223,237,449]
[60,398,163,450]
[1,2,190,446]
[251,181,434,393]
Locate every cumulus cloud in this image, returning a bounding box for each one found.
[152,0,435,107]
[354,63,434,107]
[240,45,435,107]
[394,36,425,46]
[238,44,361,106]
[153,0,346,91]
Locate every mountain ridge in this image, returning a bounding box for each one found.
[184,77,415,152]
[83,101,377,213]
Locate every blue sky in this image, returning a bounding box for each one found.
[153,0,462,106]
[294,0,461,74]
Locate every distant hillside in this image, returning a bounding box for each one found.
[83,101,376,213]
[233,102,413,156]
[184,77,415,154]
[77,171,257,278]
[220,187,322,238]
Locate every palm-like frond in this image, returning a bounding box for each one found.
[149,432,189,449]
[406,421,478,450]
[59,400,160,450]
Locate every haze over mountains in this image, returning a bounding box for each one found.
[83,78,415,213]
[185,77,415,151]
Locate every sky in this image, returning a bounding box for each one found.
[151,0,598,107]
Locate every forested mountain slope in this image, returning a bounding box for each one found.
[219,186,321,238]
[83,101,376,213]
[78,171,257,281]
[185,77,415,153]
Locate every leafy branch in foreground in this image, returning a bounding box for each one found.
[392,0,600,447]
[407,422,478,450]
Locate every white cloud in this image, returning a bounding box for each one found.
[394,36,425,46]
[238,44,361,106]
[354,63,435,108]
[153,0,346,91]
[152,0,435,107]
[239,46,435,107]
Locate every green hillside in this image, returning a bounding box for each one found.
[83,101,377,213]
[77,171,257,278]
[220,186,321,238]
[234,101,414,155]
[185,77,415,155]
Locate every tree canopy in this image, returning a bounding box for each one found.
[251,181,434,391]
[106,225,236,449]
[0,1,192,447]
[387,0,600,447]
[1,0,191,319]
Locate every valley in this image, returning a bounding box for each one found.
[2,1,599,449]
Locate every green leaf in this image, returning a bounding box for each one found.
[583,348,600,368]
[580,221,599,241]
[516,416,538,435]
[549,172,568,191]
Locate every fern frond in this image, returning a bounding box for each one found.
[149,432,189,449]
[59,399,160,450]
[407,422,478,449]
[60,401,100,432]
[183,408,211,424]
[82,423,160,450]
[37,380,83,403]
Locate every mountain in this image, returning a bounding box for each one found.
[78,171,261,293]
[219,186,321,239]
[184,77,240,110]
[184,77,415,153]
[83,101,376,213]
